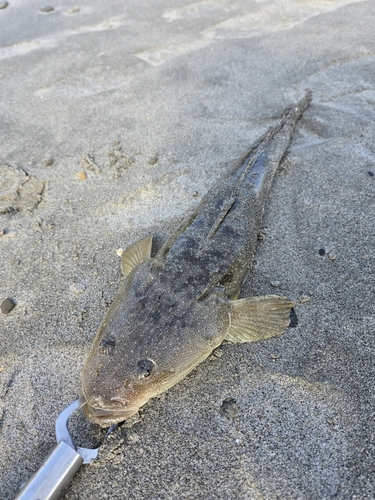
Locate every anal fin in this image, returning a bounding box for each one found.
[121,235,153,278]
[226,295,294,343]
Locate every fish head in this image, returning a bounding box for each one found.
[81,318,222,427]
[82,346,162,427]
[81,273,227,427]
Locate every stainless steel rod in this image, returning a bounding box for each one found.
[14,441,84,500]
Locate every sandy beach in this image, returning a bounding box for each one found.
[1,1,375,498]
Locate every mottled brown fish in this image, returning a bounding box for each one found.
[82,93,311,427]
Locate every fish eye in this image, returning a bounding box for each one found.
[137,359,155,379]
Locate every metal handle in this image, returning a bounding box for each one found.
[14,441,84,500]
[13,398,117,500]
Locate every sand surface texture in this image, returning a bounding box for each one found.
[1,1,375,498]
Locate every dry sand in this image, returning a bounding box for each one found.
[1,0,375,498]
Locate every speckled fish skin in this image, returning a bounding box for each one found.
[81,93,311,427]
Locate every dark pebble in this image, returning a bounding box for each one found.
[40,6,54,12]
[368,171,374,177]
[1,298,16,315]
[0,2,9,9]
[289,308,298,328]
[220,398,238,419]
[318,248,326,256]
[148,156,158,165]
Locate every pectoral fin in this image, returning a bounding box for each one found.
[121,235,153,278]
[225,295,294,343]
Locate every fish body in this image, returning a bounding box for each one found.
[82,93,311,427]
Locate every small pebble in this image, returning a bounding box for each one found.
[1,298,16,315]
[270,281,281,288]
[40,6,54,12]
[76,171,87,180]
[318,248,326,256]
[116,248,124,256]
[148,156,158,165]
[368,171,374,177]
[67,6,79,13]
[220,398,238,419]
[0,2,9,9]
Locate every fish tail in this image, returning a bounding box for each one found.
[232,90,312,202]
[270,90,313,148]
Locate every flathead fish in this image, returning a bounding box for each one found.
[82,93,311,427]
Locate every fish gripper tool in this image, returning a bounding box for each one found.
[14,397,117,500]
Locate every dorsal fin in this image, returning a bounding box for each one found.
[225,295,294,343]
[121,235,153,278]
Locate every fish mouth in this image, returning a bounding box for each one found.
[83,403,139,427]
